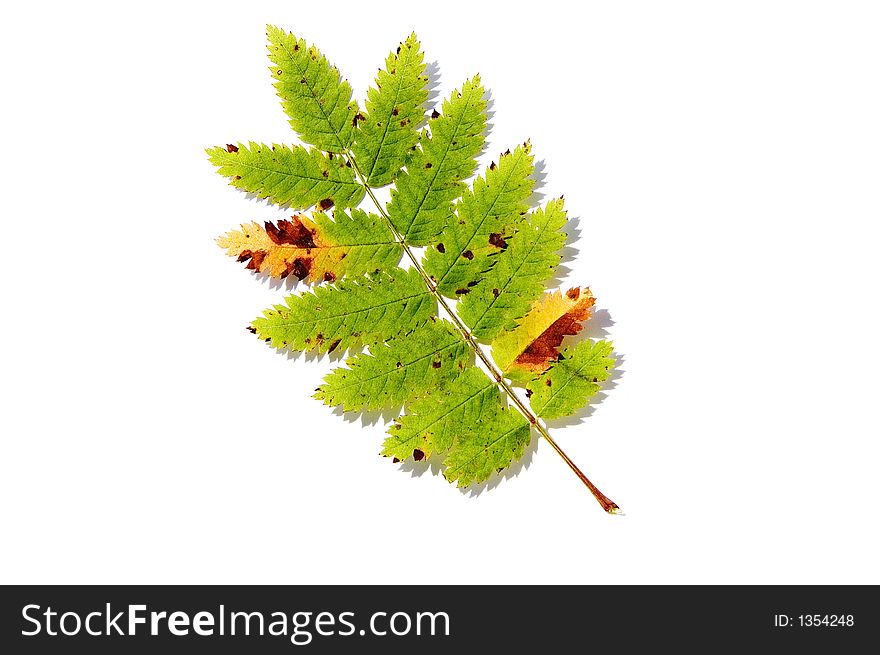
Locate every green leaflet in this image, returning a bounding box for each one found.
[267,26,357,153]
[386,77,488,245]
[382,366,500,462]
[206,142,364,210]
[313,209,402,278]
[315,319,470,412]
[251,268,434,354]
[383,364,533,487]
[423,143,535,296]
[458,199,568,341]
[352,33,428,187]
[443,406,532,488]
[527,340,616,420]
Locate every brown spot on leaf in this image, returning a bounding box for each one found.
[436,243,445,253]
[455,288,470,295]
[246,326,257,334]
[467,280,478,288]
[492,288,500,298]
[432,361,441,369]
[233,175,242,181]
[323,271,336,282]
[225,144,239,153]
[489,233,506,248]
[525,388,533,398]
[393,457,401,463]
[352,112,365,127]
[319,198,334,211]
[489,161,497,171]
[424,162,433,169]
[328,339,342,353]
[321,169,329,178]
[462,250,474,260]
[545,379,552,386]
[431,109,440,119]
[392,107,399,116]
[237,249,267,271]
[413,449,425,461]
[265,217,317,248]
[282,257,312,280]
[277,69,283,75]
[513,288,595,373]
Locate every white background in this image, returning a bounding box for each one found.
[1,1,878,584]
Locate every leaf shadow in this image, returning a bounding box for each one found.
[331,403,403,429]
[527,158,549,209]
[424,60,442,113]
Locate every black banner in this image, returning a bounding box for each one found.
[1,585,875,652]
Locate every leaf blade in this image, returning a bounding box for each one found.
[386,77,488,245]
[352,33,429,187]
[423,143,535,296]
[443,407,531,488]
[251,268,435,354]
[217,210,401,283]
[457,198,568,341]
[492,287,595,383]
[527,340,616,420]
[382,366,500,462]
[267,26,357,153]
[315,319,470,412]
[206,142,364,209]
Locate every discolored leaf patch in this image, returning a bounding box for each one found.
[491,287,596,384]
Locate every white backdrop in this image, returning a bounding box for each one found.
[2,1,878,584]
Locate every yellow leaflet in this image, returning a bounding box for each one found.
[491,288,595,381]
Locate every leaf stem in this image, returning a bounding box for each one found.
[346,156,620,514]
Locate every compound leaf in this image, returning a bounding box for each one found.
[209,28,621,504]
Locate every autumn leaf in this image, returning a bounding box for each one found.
[208,27,623,513]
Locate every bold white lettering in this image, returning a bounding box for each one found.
[193,611,214,636]
[21,605,41,636]
[370,612,387,636]
[167,611,190,636]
